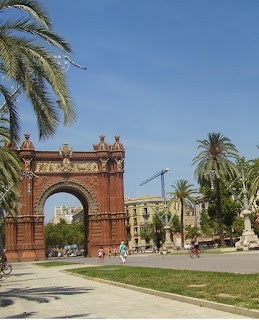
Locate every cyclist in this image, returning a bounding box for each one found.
[191,235,200,257]
[0,249,7,279]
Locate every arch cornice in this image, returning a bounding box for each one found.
[35,179,98,216]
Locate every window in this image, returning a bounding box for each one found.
[142,207,148,215]
[133,208,137,216]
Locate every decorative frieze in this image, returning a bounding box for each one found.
[35,161,98,172]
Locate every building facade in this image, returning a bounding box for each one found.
[125,196,196,251]
[53,206,83,224]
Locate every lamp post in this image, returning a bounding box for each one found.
[207,169,259,250]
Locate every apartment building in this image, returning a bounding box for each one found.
[125,196,196,251]
[53,206,83,224]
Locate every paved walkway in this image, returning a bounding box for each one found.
[0,260,253,319]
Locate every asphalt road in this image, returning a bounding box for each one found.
[63,250,259,274]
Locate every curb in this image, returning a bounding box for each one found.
[63,270,259,319]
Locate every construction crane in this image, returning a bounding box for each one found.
[139,168,170,200]
[139,168,171,225]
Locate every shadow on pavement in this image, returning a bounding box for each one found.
[2,286,94,305]
[51,314,92,319]
[5,312,36,318]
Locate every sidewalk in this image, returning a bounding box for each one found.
[0,262,252,319]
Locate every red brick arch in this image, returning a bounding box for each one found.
[6,135,126,261]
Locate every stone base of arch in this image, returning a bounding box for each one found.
[5,215,46,262]
[6,212,126,262]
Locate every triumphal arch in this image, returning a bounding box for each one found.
[6,134,126,261]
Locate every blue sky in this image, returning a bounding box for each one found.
[16,0,259,221]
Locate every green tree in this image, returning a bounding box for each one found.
[200,211,214,237]
[171,214,181,233]
[232,216,244,238]
[221,194,240,246]
[248,157,259,198]
[192,132,239,246]
[168,180,196,249]
[151,212,164,249]
[0,0,75,141]
[45,219,85,250]
[140,224,153,248]
[185,225,200,239]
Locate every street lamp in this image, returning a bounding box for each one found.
[207,169,259,250]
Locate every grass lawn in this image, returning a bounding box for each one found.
[66,266,259,310]
[34,261,82,267]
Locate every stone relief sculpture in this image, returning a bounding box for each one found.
[22,158,32,171]
[62,157,71,171]
[100,158,109,170]
[35,161,98,172]
[115,158,124,170]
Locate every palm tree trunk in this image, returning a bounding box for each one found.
[216,178,224,247]
[0,208,4,252]
[180,198,184,249]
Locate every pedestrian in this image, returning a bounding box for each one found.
[108,247,111,258]
[119,241,127,264]
[98,247,104,262]
[113,247,117,257]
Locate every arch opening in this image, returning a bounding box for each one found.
[36,180,98,257]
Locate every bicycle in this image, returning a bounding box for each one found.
[189,246,200,259]
[1,263,12,275]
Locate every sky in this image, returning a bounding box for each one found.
[14,0,259,221]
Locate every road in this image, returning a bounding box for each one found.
[66,250,259,274]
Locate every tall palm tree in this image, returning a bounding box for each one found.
[248,157,259,198]
[0,115,21,213]
[168,180,196,249]
[192,132,239,246]
[0,0,75,141]
[0,115,22,250]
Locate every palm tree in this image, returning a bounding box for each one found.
[192,132,239,246]
[168,180,196,249]
[0,115,22,250]
[248,147,259,198]
[0,0,75,141]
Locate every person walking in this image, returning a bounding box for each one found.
[113,247,117,257]
[191,235,200,257]
[119,241,127,264]
[98,247,104,262]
